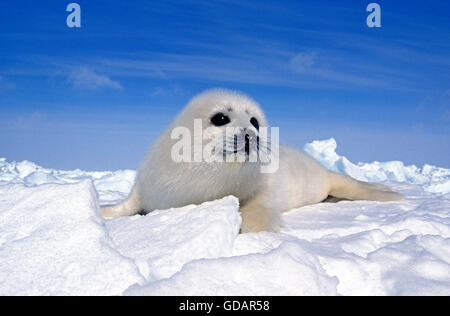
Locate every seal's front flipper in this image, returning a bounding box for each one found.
[239,199,283,233]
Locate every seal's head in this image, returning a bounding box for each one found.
[176,89,269,163]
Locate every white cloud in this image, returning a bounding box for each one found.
[68,68,122,90]
[288,52,316,70]
[149,84,183,97]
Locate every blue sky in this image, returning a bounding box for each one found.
[0,0,449,170]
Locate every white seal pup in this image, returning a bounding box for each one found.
[102,89,402,232]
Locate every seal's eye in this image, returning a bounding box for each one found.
[250,117,259,131]
[210,113,230,126]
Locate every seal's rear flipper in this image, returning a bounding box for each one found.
[328,172,403,202]
[101,188,142,219]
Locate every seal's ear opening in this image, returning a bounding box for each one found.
[210,113,231,126]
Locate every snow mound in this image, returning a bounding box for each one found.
[0,180,143,296]
[0,138,449,296]
[105,196,241,281]
[305,138,450,194]
[0,179,241,295]
[0,158,135,203]
[280,190,450,295]
[125,242,338,296]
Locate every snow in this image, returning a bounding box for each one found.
[0,138,449,295]
[304,138,450,194]
[0,180,143,295]
[105,196,241,281]
[125,241,339,296]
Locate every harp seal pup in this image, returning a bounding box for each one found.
[101,89,402,233]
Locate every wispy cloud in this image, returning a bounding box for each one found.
[13,111,47,129]
[288,52,316,70]
[89,48,415,90]
[149,84,183,97]
[67,67,122,90]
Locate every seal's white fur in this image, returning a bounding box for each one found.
[102,89,402,232]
